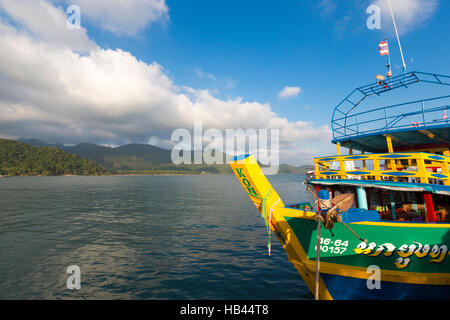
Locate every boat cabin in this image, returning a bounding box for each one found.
[308,71,450,223]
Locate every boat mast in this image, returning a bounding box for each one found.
[387,0,407,74]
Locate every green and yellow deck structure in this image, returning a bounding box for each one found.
[229,154,450,299]
[314,151,450,185]
[228,71,450,299]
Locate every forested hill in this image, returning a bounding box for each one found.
[0,139,107,176]
[14,138,314,175]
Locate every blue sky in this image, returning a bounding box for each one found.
[85,0,450,124]
[0,0,448,164]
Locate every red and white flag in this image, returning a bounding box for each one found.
[379,41,389,56]
[444,110,448,121]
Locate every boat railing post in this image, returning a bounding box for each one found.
[385,135,394,153]
[373,156,381,180]
[443,150,450,186]
[314,159,320,180]
[438,155,449,186]
[336,143,346,179]
[385,135,398,181]
[339,161,346,179]
[344,115,347,137]
[362,151,367,180]
[417,155,429,184]
[421,100,426,125]
[356,115,359,134]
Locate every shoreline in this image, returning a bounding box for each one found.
[1,172,308,177]
[1,173,233,177]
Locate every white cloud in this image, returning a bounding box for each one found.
[195,68,238,91]
[195,68,216,80]
[318,0,337,15]
[223,76,238,89]
[67,0,169,36]
[372,0,438,34]
[0,0,331,165]
[0,0,97,52]
[278,86,302,99]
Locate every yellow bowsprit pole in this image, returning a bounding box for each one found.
[229,154,284,255]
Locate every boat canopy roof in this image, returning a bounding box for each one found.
[331,71,450,153]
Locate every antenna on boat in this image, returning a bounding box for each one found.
[384,37,392,78]
[387,0,407,74]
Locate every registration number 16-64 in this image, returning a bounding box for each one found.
[314,238,349,254]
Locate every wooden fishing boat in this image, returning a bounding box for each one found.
[229,71,450,299]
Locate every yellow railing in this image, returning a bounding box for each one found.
[314,152,450,185]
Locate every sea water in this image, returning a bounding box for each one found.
[0,174,313,299]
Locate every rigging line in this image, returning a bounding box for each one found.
[315,213,321,301]
[387,0,407,74]
[306,187,368,243]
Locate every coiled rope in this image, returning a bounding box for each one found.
[250,190,279,256]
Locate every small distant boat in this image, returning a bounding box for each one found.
[304,170,315,182]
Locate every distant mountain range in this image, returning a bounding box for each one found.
[16,138,313,174]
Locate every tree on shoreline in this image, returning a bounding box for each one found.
[0,139,108,176]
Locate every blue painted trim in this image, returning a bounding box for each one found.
[331,70,450,142]
[344,155,368,160]
[321,273,450,300]
[431,173,448,179]
[379,154,411,159]
[381,171,416,177]
[340,208,379,223]
[318,157,337,161]
[346,171,371,175]
[309,179,450,194]
[230,154,251,161]
[428,155,446,160]
[332,123,450,145]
